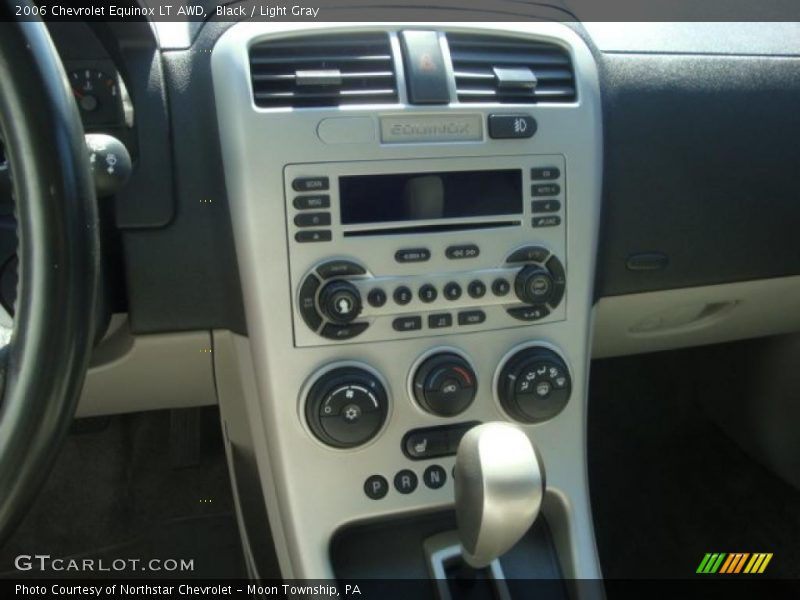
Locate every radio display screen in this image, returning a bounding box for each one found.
[339,169,522,225]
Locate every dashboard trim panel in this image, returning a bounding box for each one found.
[212,21,603,580]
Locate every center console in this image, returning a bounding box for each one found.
[212,21,602,585]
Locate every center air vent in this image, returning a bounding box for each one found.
[447,34,576,104]
[249,33,398,108]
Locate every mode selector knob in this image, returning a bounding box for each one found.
[514,265,555,305]
[497,347,571,423]
[413,353,477,417]
[319,280,362,324]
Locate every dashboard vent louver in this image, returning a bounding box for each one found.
[249,33,398,108]
[447,34,576,104]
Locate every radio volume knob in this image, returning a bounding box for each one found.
[514,265,555,305]
[319,280,362,324]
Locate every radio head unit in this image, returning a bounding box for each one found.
[285,154,567,347]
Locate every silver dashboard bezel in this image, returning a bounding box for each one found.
[212,21,603,582]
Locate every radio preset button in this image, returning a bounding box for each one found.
[443,282,462,301]
[532,200,561,213]
[507,246,550,264]
[467,280,486,299]
[428,313,453,329]
[507,305,550,322]
[295,230,331,243]
[292,176,329,192]
[367,288,387,308]
[531,183,560,197]
[395,248,431,263]
[492,278,510,296]
[445,244,480,260]
[419,284,438,303]
[531,167,561,180]
[293,195,330,210]
[458,310,486,326]
[488,114,537,139]
[393,286,413,305]
[294,212,331,228]
[320,322,369,340]
[393,316,422,332]
[317,260,366,279]
[533,216,561,228]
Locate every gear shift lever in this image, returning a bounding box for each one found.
[454,422,545,568]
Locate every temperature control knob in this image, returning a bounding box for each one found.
[318,280,362,324]
[413,353,477,417]
[514,265,555,305]
[306,367,388,448]
[497,347,571,423]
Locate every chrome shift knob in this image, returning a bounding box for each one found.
[454,422,545,568]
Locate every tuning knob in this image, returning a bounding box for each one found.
[514,265,554,305]
[318,280,362,324]
[497,347,571,423]
[413,353,477,416]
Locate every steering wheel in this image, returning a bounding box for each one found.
[0,5,100,543]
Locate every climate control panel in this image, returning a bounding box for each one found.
[304,345,571,450]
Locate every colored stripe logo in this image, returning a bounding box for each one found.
[697,553,773,574]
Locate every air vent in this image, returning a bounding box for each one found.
[447,34,576,104]
[249,33,398,108]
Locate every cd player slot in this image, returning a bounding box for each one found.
[343,220,521,237]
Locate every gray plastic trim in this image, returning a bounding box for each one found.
[76,316,216,417]
[592,276,800,358]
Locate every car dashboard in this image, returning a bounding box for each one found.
[10,12,800,587]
